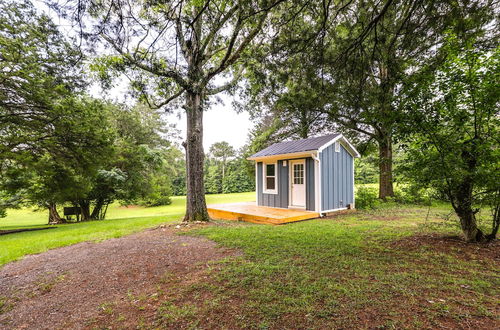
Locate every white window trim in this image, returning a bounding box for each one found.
[263,162,278,194]
[335,141,340,152]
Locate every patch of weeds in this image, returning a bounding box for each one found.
[98,302,115,315]
[37,273,66,294]
[126,290,148,304]
[157,301,198,325]
[116,313,126,322]
[0,296,14,314]
[159,271,175,284]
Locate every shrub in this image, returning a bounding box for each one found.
[393,185,432,205]
[355,186,380,210]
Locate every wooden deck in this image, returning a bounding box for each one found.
[207,202,320,225]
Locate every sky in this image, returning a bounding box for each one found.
[166,97,253,150]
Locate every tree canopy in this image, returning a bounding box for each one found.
[401,35,499,242]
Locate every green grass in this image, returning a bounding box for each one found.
[0,192,254,230]
[0,192,255,267]
[161,205,497,329]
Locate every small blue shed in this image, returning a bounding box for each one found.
[248,134,360,214]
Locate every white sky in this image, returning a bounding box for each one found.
[170,101,252,150]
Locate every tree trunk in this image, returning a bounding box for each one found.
[90,198,105,220]
[456,207,484,242]
[378,136,394,199]
[183,91,210,222]
[79,200,91,221]
[453,170,485,242]
[48,203,65,224]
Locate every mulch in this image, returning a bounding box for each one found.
[0,224,239,330]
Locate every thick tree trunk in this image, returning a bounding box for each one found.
[378,136,394,199]
[453,174,485,242]
[456,208,484,242]
[90,198,105,220]
[183,91,210,222]
[79,200,91,221]
[48,203,65,224]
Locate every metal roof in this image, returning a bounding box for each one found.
[250,133,341,158]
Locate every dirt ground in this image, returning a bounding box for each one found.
[0,225,239,330]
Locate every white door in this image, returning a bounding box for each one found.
[290,160,306,208]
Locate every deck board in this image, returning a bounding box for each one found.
[207,202,320,225]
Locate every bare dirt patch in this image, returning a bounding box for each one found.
[0,224,240,329]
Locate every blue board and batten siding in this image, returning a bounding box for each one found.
[256,158,315,211]
[319,143,354,211]
[256,160,288,208]
[305,158,315,211]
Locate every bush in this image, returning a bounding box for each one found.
[355,186,380,210]
[140,176,172,206]
[393,185,432,205]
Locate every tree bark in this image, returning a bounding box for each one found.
[90,198,105,220]
[183,91,210,222]
[79,200,91,221]
[453,188,485,242]
[451,146,486,242]
[48,203,65,224]
[378,135,394,199]
[455,207,484,242]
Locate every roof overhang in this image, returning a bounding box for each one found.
[247,134,361,162]
[318,135,361,158]
[247,151,317,162]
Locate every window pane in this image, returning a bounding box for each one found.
[266,177,275,190]
[266,164,275,176]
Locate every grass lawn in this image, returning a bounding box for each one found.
[1,192,498,328]
[130,205,497,329]
[0,192,255,266]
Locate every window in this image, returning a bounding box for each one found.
[293,163,304,184]
[335,141,340,152]
[264,162,278,194]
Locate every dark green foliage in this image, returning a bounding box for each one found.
[205,165,223,194]
[204,142,255,195]
[222,158,255,194]
[0,1,177,220]
[0,0,84,158]
[355,186,381,210]
[401,35,499,241]
[354,156,378,184]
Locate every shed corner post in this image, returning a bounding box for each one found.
[352,156,355,209]
[313,152,321,214]
[255,161,258,206]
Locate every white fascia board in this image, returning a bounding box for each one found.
[318,134,361,158]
